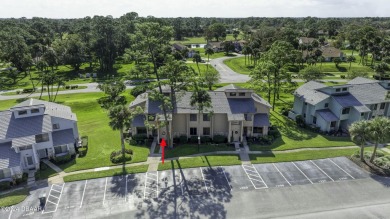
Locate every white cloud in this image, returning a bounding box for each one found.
[0,0,389,18]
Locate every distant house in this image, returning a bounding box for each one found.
[129,84,272,144]
[288,77,390,132]
[172,43,188,52]
[233,40,246,52]
[206,41,224,52]
[0,99,79,181]
[299,37,317,45]
[321,46,344,61]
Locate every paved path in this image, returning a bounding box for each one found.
[209,55,251,83]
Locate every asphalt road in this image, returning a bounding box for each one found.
[2,157,390,219]
[209,55,251,83]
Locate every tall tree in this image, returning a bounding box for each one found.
[130,22,174,146]
[300,66,324,82]
[346,55,356,70]
[192,51,202,74]
[368,117,390,163]
[97,80,127,109]
[202,69,220,90]
[349,120,370,162]
[250,61,277,104]
[204,47,214,63]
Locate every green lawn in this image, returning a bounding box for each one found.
[63,164,149,182]
[159,144,235,159]
[249,148,358,164]
[0,188,29,207]
[0,92,150,173]
[35,163,58,181]
[187,63,218,76]
[158,155,241,171]
[223,57,253,75]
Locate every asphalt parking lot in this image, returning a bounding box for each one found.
[3,157,371,219]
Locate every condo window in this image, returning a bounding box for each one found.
[325,103,329,108]
[372,104,378,110]
[335,88,341,92]
[342,108,350,114]
[313,116,317,124]
[31,109,40,114]
[190,114,197,121]
[35,133,49,143]
[342,87,348,91]
[52,124,60,129]
[244,114,252,121]
[380,103,385,110]
[230,92,237,96]
[203,114,210,121]
[253,127,263,134]
[54,145,68,155]
[190,127,197,136]
[203,127,210,135]
[361,113,365,117]
[239,92,245,96]
[303,113,306,118]
[19,145,32,151]
[330,121,336,128]
[18,110,27,115]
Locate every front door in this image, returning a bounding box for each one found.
[231,124,240,142]
[25,156,35,170]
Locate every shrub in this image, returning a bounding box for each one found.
[65,85,70,89]
[189,136,199,143]
[295,115,305,128]
[268,129,281,138]
[53,153,72,164]
[173,137,179,144]
[213,135,226,144]
[133,134,147,141]
[22,88,34,93]
[179,135,187,144]
[15,173,28,185]
[110,149,133,163]
[16,90,21,94]
[201,136,212,143]
[0,181,11,191]
[130,85,147,97]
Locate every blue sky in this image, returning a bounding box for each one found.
[1,0,388,18]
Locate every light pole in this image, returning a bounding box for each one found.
[198,136,201,152]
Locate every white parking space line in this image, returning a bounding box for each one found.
[199,167,209,193]
[310,160,334,182]
[8,207,12,219]
[143,172,159,199]
[292,162,313,184]
[220,166,233,191]
[327,158,355,179]
[178,170,184,195]
[143,174,147,199]
[103,177,108,205]
[42,183,65,214]
[241,164,268,189]
[272,164,292,186]
[80,180,88,208]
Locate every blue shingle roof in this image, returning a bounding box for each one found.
[52,129,75,146]
[317,109,339,122]
[228,98,257,114]
[332,94,364,107]
[253,114,270,127]
[132,115,146,127]
[0,142,20,169]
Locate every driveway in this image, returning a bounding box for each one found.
[3,157,390,219]
[209,55,251,83]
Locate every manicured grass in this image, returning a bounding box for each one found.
[0,188,29,207]
[223,57,253,75]
[249,148,358,164]
[159,143,235,159]
[186,63,218,76]
[0,91,150,173]
[1,86,88,96]
[35,163,58,181]
[63,164,149,182]
[158,155,241,171]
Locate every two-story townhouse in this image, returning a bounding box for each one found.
[289,77,390,132]
[129,84,271,144]
[0,99,79,181]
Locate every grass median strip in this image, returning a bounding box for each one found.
[158,155,241,171]
[250,148,358,164]
[63,164,149,182]
[0,188,29,207]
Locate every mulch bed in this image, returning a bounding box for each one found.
[350,156,390,177]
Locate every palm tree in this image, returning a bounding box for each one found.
[204,47,214,63]
[192,52,202,74]
[190,82,212,149]
[108,105,134,157]
[368,117,390,163]
[349,120,370,162]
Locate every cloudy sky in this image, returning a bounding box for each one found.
[1,0,388,18]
